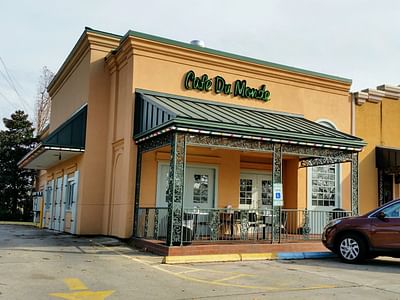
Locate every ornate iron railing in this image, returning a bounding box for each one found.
[135,207,352,245]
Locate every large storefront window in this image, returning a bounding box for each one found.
[308,120,340,209]
[311,164,336,207]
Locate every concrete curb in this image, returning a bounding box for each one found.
[163,251,335,264]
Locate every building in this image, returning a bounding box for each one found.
[19,27,366,246]
[354,87,400,213]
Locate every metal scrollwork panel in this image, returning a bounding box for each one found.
[144,208,149,238]
[139,132,172,153]
[271,144,282,243]
[240,213,249,240]
[283,144,352,158]
[272,207,281,242]
[186,134,274,152]
[133,147,143,237]
[302,209,310,240]
[299,154,353,168]
[166,133,187,246]
[153,208,159,239]
[273,144,282,184]
[171,207,183,244]
[209,211,220,241]
[351,153,359,215]
[378,169,384,207]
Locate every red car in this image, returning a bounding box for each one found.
[322,199,400,263]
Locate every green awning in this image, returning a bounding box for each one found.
[19,105,87,169]
[134,90,365,151]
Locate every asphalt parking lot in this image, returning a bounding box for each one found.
[0,224,399,300]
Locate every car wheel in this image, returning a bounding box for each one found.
[337,234,366,263]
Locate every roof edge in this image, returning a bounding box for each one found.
[135,89,304,118]
[48,27,121,94]
[125,30,352,85]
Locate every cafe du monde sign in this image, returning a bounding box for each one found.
[183,70,271,102]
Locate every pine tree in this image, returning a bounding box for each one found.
[0,110,37,220]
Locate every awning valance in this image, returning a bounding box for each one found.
[376,146,400,173]
[134,90,365,151]
[19,105,87,169]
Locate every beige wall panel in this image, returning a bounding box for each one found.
[297,168,307,210]
[64,212,72,231]
[45,156,82,179]
[74,49,113,234]
[50,52,90,131]
[107,56,136,238]
[114,63,133,141]
[133,56,351,133]
[340,163,351,211]
[140,151,158,207]
[382,101,400,147]
[77,204,106,234]
[356,102,381,213]
[102,71,119,234]
[218,150,240,208]
[284,159,299,209]
[109,204,134,238]
[37,170,47,191]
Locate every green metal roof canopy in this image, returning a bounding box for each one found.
[134,90,365,151]
[19,105,87,169]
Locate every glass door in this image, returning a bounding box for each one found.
[156,164,216,209]
[308,164,340,234]
[239,173,272,210]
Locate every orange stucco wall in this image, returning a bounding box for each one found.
[49,52,90,132]
[356,98,400,213]
[41,30,356,238]
[130,46,351,210]
[77,48,114,235]
[101,35,354,237]
[45,32,120,235]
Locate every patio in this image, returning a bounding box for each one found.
[132,91,364,248]
[135,207,352,246]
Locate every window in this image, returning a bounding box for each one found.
[66,181,75,210]
[309,120,340,208]
[193,174,208,203]
[240,179,253,205]
[381,202,400,218]
[311,165,336,207]
[261,180,273,206]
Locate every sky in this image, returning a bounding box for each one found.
[1,0,400,129]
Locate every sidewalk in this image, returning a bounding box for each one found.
[132,239,336,264]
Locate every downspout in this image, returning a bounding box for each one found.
[351,93,355,135]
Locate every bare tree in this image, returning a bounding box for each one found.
[34,66,54,136]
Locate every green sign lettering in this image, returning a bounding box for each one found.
[183,70,270,101]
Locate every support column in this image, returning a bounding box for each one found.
[378,169,384,207]
[166,133,187,246]
[272,143,282,243]
[133,145,143,237]
[351,153,359,215]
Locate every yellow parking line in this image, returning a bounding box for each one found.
[213,274,250,283]
[63,278,88,291]
[176,269,205,274]
[93,241,338,293]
